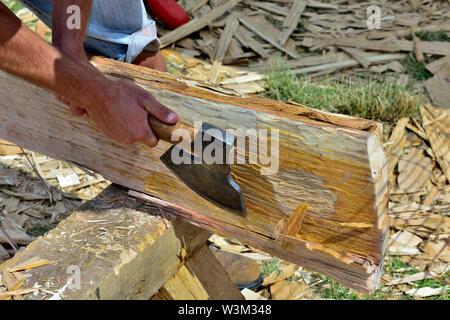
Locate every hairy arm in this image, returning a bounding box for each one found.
[0,2,177,147]
[52,0,92,61]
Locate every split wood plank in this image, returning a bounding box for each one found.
[0,57,389,293]
[306,0,338,10]
[239,15,298,58]
[397,148,433,193]
[185,244,245,300]
[248,52,347,73]
[426,56,450,75]
[245,0,290,17]
[290,53,405,75]
[184,0,209,14]
[151,265,210,300]
[208,14,240,83]
[159,0,241,48]
[420,106,450,183]
[279,0,307,46]
[308,38,450,56]
[234,25,270,59]
[338,47,371,69]
[367,23,450,40]
[0,185,210,300]
[424,65,450,110]
[385,117,409,176]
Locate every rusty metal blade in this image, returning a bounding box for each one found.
[160,145,246,217]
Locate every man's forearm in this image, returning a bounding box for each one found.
[0,3,106,107]
[0,2,177,148]
[52,0,92,60]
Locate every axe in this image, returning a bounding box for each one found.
[148,116,246,217]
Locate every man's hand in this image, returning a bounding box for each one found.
[52,0,91,63]
[76,76,178,147]
[132,50,167,72]
[0,2,177,148]
[50,0,175,147]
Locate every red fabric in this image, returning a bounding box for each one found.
[144,0,189,29]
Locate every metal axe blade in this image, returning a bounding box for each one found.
[159,123,246,217]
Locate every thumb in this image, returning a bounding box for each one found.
[70,105,87,117]
[56,95,86,117]
[140,92,178,125]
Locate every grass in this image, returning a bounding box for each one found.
[386,255,416,274]
[401,30,450,80]
[5,0,447,301]
[27,222,57,237]
[402,53,434,80]
[265,14,306,34]
[311,256,449,300]
[260,257,279,276]
[262,59,445,300]
[1,0,23,12]
[410,30,450,42]
[264,58,424,124]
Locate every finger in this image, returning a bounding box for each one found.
[56,95,70,106]
[154,53,167,72]
[56,96,86,116]
[140,136,159,148]
[70,105,87,116]
[128,115,159,147]
[140,93,178,125]
[138,127,159,148]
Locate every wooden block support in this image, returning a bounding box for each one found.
[0,57,389,292]
[151,244,244,300]
[151,265,210,300]
[0,185,243,300]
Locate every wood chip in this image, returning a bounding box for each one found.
[280,203,308,248]
[389,230,423,248]
[420,240,450,262]
[159,0,242,48]
[279,0,306,45]
[426,55,450,75]
[386,118,409,175]
[234,25,269,59]
[406,286,447,298]
[425,67,450,110]
[386,271,436,285]
[397,148,433,193]
[421,106,450,182]
[314,38,450,56]
[290,54,405,75]
[239,15,298,58]
[262,263,298,286]
[241,288,267,300]
[270,280,309,300]
[0,288,38,300]
[208,14,240,83]
[338,47,370,69]
[387,246,421,256]
[7,257,54,273]
[0,244,9,260]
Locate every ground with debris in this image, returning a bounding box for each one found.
[0,0,448,300]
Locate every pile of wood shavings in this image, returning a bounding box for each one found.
[158,0,449,108]
[0,148,110,264]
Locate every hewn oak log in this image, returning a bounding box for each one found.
[0,57,389,292]
[0,185,242,300]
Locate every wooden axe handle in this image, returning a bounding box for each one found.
[148,115,195,144]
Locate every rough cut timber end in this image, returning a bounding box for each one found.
[0,185,243,300]
[0,56,389,293]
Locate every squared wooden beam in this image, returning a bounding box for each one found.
[0,57,389,292]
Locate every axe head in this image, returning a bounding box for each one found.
[160,123,246,217]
